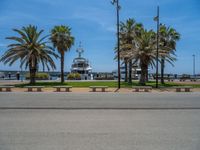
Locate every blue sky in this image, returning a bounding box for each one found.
[0,0,200,74]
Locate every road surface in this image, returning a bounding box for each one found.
[0,92,200,150]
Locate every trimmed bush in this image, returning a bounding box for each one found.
[25,73,49,80]
[67,73,81,80]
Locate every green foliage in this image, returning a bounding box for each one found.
[16,81,116,88]
[50,25,74,53]
[50,25,75,83]
[67,73,81,80]
[15,81,200,88]
[16,81,117,88]
[0,25,59,84]
[118,18,180,85]
[1,25,59,70]
[25,73,49,80]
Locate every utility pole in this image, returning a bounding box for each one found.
[111,0,121,89]
[154,6,160,88]
[20,59,23,82]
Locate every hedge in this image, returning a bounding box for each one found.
[67,73,81,80]
[25,73,49,80]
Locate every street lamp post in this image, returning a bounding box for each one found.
[112,0,121,89]
[192,54,196,78]
[154,6,160,88]
[20,59,23,82]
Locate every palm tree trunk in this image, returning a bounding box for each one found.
[139,63,147,85]
[146,67,149,82]
[30,68,36,84]
[61,52,65,83]
[29,60,36,84]
[128,60,132,84]
[124,58,128,82]
[161,58,165,84]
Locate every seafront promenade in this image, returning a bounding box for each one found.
[1,79,200,150]
[1,79,200,92]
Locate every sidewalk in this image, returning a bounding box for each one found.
[1,87,200,93]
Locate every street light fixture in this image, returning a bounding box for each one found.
[154,6,160,88]
[111,0,121,89]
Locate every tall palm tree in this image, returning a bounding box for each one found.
[119,18,142,83]
[50,25,74,83]
[159,24,180,84]
[131,28,157,85]
[0,25,59,84]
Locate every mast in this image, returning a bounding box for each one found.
[76,42,84,58]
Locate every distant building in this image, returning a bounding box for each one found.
[71,43,93,80]
[113,63,141,80]
[0,72,5,79]
[92,72,114,80]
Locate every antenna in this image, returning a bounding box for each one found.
[76,42,84,58]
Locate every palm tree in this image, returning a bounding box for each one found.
[50,25,74,83]
[159,24,180,84]
[0,25,59,84]
[131,28,157,85]
[119,18,142,83]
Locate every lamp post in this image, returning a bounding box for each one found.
[20,59,23,82]
[192,54,196,78]
[154,6,160,88]
[111,0,121,89]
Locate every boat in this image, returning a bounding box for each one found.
[71,43,93,80]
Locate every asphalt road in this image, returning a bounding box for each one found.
[0,92,200,109]
[0,92,200,150]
